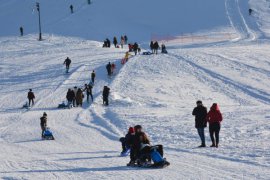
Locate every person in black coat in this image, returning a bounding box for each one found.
[83,84,93,103]
[150,41,154,53]
[91,70,96,83]
[66,89,75,105]
[20,26,23,36]
[113,37,118,48]
[27,89,35,107]
[133,43,139,55]
[40,112,47,138]
[106,62,112,76]
[102,86,110,106]
[63,57,71,72]
[106,38,111,48]
[70,5,74,14]
[153,41,159,54]
[192,100,208,147]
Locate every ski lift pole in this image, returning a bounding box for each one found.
[36,2,42,41]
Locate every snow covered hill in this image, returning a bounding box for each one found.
[0,0,270,179]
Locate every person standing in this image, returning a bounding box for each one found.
[133,42,139,55]
[20,26,23,36]
[206,103,223,148]
[76,88,84,107]
[27,89,35,107]
[63,57,71,73]
[66,89,75,106]
[102,86,110,106]
[40,112,47,138]
[124,35,128,44]
[73,86,78,107]
[153,41,159,54]
[192,100,208,147]
[111,63,116,75]
[83,84,93,103]
[150,41,154,53]
[70,5,74,14]
[113,37,118,48]
[120,36,125,48]
[91,70,96,83]
[106,62,112,76]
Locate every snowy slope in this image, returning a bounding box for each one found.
[1,0,270,179]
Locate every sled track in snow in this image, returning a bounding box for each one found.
[225,0,256,41]
[167,53,270,105]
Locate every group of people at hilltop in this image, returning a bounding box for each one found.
[103,35,128,48]
[192,101,223,148]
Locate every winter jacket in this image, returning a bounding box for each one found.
[206,104,223,124]
[102,87,110,98]
[91,72,96,79]
[113,37,118,45]
[192,105,207,128]
[66,90,75,101]
[28,92,35,99]
[64,58,71,66]
[133,43,138,51]
[125,133,135,148]
[76,89,84,104]
[40,116,47,127]
[150,41,154,50]
[153,42,159,49]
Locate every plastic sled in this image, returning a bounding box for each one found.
[142,51,152,55]
[42,128,55,140]
[120,148,131,157]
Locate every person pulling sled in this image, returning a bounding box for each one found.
[40,112,55,140]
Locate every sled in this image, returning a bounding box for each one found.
[128,160,170,169]
[142,51,152,55]
[58,102,73,109]
[120,148,130,157]
[42,127,55,140]
[22,102,31,110]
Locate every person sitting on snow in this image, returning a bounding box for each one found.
[119,127,135,154]
[161,44,168,54]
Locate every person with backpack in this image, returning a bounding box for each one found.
[27,89,35,107]
[91,70,96,83]
[83,84,93,103]
[66,89,75,106]
[76,88,84,107]
[102,86,110,106]
[106,62,112,76]
[206,103,223,148]
[113,37,118,48]
[192,100,208,147]
[63,57,71,73]
[40,112,47,138]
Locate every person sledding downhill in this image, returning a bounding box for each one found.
[206,103,223,148]
[119,127,135,157]
[127,125,170,168]
[121,52,131,65]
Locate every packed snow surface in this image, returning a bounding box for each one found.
[0,0,270,179]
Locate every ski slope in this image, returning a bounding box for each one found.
[0,0,270,179]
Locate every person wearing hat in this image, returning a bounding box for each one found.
[120,127,135,153]
[27,89,35,107]
[192,100,208,147]
[40,112,47,138]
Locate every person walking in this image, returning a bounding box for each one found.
[83,84,93,103]
[40,112,47,138]
[192,100,208,147]
[133,42,139,55]
[206,103,223,148]
[113,37,118,48]
[27,89,35,107]
[91,70,96,83]
[63,57,71,73]
[106,62,112,76]
[102,86,110,106]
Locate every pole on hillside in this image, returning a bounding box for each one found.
[36,2,42,41]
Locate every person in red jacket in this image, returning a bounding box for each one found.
[206,103,223,148]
